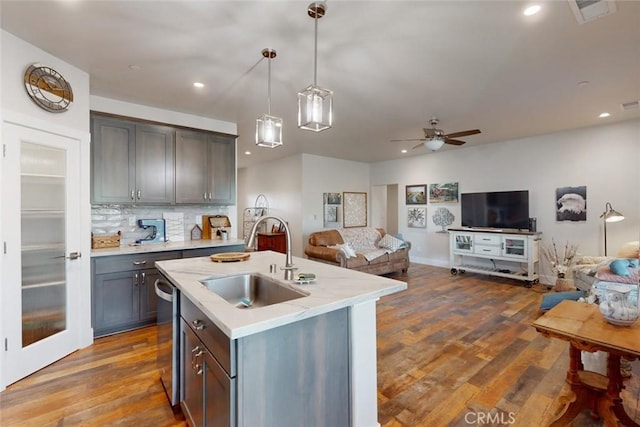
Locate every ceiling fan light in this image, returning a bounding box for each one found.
[425,138,445,151]
[297,84,333,132]
[256,114,283,148]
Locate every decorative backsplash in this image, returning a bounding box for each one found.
[91,205,231,247]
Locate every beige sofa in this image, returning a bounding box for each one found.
[304,227,410,275]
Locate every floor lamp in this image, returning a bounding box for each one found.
[600,202,624,256]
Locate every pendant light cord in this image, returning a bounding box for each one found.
[313,11,318,87]
[267,56,272,115]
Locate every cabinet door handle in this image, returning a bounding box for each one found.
[208,192,212,200]
[203,192,207,201]
[140,271,146,284]
[191,346,204,375]
[130,190,135,200]
[133,272,139,286]
[136,189,141,199]
[133,260,147,265]
[192,319,205,331]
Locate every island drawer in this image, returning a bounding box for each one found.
[93,251,182,275]
[181,296,236,377]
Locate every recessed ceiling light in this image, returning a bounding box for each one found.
[129,65,141,71]
[244,151,251,155]
[599,112,611,118]
[193,82,204,88]
[401,149,408,154]
[524,5,541,16]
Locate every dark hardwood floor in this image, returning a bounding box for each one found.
[1,263,639,426]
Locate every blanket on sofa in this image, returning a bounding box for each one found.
[337,228,387,261]
[338,227,381,251]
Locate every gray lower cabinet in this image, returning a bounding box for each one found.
[176,130,236,205]
[91,114,175,204]
[92,251,181,337]
[92,245,245,337]
[180,295,350,427]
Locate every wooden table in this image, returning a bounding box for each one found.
[532,300,640,426]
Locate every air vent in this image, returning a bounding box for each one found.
[621,100,640,111]
[568,0,616,24]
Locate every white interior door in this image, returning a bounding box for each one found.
[2,123,84,386]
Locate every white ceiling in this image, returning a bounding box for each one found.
[1,0,639,168]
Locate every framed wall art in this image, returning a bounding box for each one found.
[556,186,587,222]
[429,182,459,203]
[343,192,367,228]
[408,207,426,228]
[324,192,342,205]
[406,184,427,205]
[324,205,339,224]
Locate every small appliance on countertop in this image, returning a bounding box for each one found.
[137,219,167,244]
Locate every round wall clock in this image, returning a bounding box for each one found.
[24,64,74,113]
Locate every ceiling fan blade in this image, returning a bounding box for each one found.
[444,138,466,146]
[423,128,438,137]
[444,129,481,139]
[412,141,426,150]
[390,138,426,143]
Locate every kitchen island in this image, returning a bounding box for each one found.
[155,250,407,427]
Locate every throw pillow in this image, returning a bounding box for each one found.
[609,259,631,276]
[540,291,585,311]
[378,234,405,252]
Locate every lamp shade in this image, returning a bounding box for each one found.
[425,138,445,151]
[256,114,283,148]
[601,202,624,223]
[297,85,333,132]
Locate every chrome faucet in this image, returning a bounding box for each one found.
[247,215,297,280]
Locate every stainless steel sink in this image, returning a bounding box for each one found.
[200,273,308,309]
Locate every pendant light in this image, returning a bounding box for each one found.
[297,1,333,132]
[256,48,283,148]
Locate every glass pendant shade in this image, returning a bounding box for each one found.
[256,48,283,148]
[425,138,445,151]
[256,114,283,148]
[297,84,333,132]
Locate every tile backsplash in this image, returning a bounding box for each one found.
[91,205,231,246]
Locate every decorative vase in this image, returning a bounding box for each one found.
[554,277,575,292]
[599,288,640,326]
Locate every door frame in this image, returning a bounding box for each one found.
[1,115,92,390]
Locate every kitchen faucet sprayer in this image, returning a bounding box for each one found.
[246,215,297,280]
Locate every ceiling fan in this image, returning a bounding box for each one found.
[391,117,481,151]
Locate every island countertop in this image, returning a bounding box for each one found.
[155,251,407,339]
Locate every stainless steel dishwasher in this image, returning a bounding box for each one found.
[155,277,179,407]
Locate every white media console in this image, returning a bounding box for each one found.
[448,228,542,286]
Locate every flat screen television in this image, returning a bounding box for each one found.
[461,190,529,230]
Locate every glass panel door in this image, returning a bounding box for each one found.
[20,142,67,347]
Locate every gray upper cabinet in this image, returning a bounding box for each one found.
[91,117,136,204]
[91,115,175,204]
[176,130,236,205]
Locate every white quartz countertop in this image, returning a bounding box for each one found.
[155,251,407,339]
[91,238,245,257]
